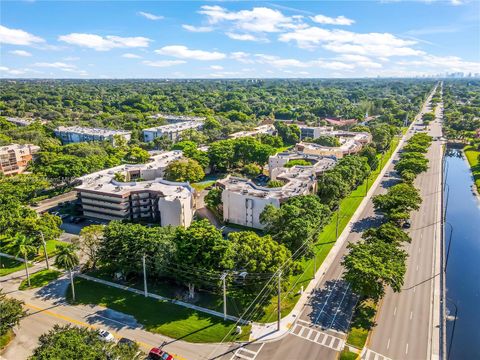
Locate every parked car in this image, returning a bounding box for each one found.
[148,348,173,360]
[403,219,412,229]
[98,329,115,342]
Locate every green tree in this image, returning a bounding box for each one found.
[242,163,261,177]
[153,135,173,150]
[313,135,341,147]
[124,146,150,164]
[342,239,407,300]
[7,234,36,287]
[317,171,351,207]
[173,220,229,296]
[164,158,205,182]
[372,183,422,223]
[208,140,235,171]
[205,187,222,210]
[0,289,26,336]
[267,180,284,188]
[54,244,79,302]
[76,225,104,270]
[30,325,142,360]
[362,222,411,245]
[394,157,428,176]
[274,122,300,145]
[260,195,331,252]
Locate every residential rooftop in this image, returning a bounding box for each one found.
[55,126,131,136]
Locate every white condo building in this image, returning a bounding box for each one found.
[296,131,372,159]
[149,114,206,123]
[75,151,195,227]
[142,121,204,142]
[228,124,276,139]
[218,153,336,229]
[54,126,131,145]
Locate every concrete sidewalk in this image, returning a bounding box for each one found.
[249,115,417,343]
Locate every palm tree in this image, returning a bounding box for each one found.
[9,234,36,287]
[54,244,79,302]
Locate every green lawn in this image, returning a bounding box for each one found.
[19,269,62,290]
[191,180,216,191]
[0,239,66,262]
[258,137,400,322]
[464,145,480,192]
[339,349,359,360]
[69,277,250,343]
[0,256,31,277]
[0,329,14,351]
[346,299,377,349]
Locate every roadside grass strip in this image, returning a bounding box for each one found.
[68,277,251,343]
[0,256,32,277]
[464,145,480,192]
[259,137,400,322]
[19,269,62,290]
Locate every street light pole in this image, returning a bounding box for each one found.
[277,270,282,331]
[447,298,458,360]
[39,231,49,270]
[142,254,148,297]
[335,210,340,239]
[313,253,316,279]
[221,272,228,321]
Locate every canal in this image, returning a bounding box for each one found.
[444,148,480,360]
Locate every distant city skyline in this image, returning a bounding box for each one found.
[1,0,479,78]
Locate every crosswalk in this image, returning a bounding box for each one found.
[290,322,345,351]
[228,343,264,360]
[361,348,392,360]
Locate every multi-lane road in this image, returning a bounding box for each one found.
[223,85,443,360]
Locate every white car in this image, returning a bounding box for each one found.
[98,329,115,342]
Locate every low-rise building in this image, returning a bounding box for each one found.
[0,144,40,175]
[54,126,131,145]
[6,117,48,126]
[218,154,336,229]
[325,118,358,127]
[295,131,371,159]
[149,114,206,123]
[75,151,194,227]
[298,125,334,140]
[229,125,276,139]
[142,121,204,142]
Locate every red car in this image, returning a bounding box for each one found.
[148,347,173,360]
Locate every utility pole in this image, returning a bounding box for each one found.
[40,231,49,270]
[365,175,369,196]
[277,270,282,331]
[221,272,228,320]
[335,210,340,239]
[142,254,148,297]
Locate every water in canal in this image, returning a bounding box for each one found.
[444,148,480,360]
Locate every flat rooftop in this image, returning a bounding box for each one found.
[55,126,131,136]
[150,114,206,122]
[143,120,203,133]
[76,150,192,198]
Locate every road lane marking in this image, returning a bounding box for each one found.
[23,303,187,360]
[393,307,397,317]
[387,338,390,350]
[290,323,344,351]
[416,265,419,272]
[410,311,413,320]
[405,343,409,354]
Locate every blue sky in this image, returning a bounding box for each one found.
[1,0,479,78]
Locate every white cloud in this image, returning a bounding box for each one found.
[182,24,214,33]
[34,62,77,70]
[230,52,255,64]
[0,66,27,76]
[279,26,423,57]
[225,32,266,42]
[397,54,480,73]
[122,53,142,59]
[310,14,355,26]
[33,61,87,75]
[0,25,44,45]
[450,0,463,5]
[9,50,32,57]
[138,11,164,20]
[58,33,151,51]
[155,45,226,60]
[255,54,310,68]
[142,60,186,67]
[199,5,298,33]
[210,65,224,70]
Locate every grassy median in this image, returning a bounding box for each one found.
[464,145,480,192]
[258,137,400,322]
[19,269,62,290]
[68,277,250,343]
[0,257,31,277]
